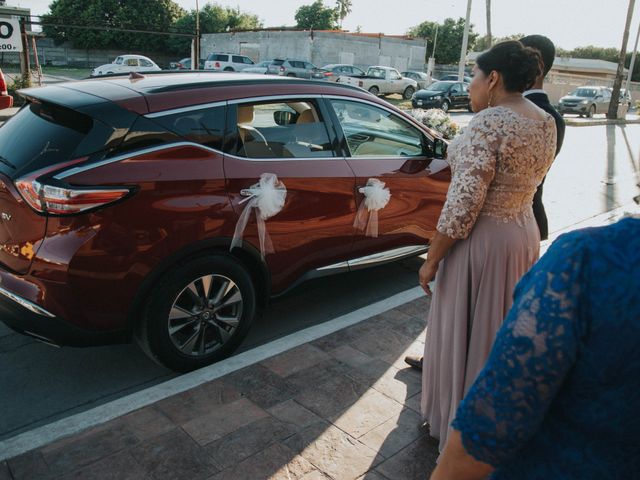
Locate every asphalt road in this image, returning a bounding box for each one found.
[1,120,639,442]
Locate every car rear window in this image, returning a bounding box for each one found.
[272,60,284,66]
[0,101,95,178]
[208,54,228,61]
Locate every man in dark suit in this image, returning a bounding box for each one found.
[520,34,565,241]
[404,35,566,373]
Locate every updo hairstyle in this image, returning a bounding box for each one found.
[476,40,541,93]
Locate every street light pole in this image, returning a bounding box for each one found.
[195,0,200,70]
[458,0,472,81]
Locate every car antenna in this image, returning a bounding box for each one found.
[129,72,146,81]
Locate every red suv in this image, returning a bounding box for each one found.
[0,73,449,371]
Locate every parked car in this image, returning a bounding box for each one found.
[438,74,472,83]
[401,71,433,90]
[170,57,204,70]
[319,64,366,82]
[0,69,13,109]
[618,88,632,108]
[1,72,449,372]
[242,60,273,74]
[266,58,324,79]
[204,53,255,71]
[338,66,418,99]
[558,86,611,117]
[91,55,161,77]
[411,81,471,112]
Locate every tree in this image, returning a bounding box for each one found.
[167,4,262,54]
[42,0,185,51]
[485,0,492,48]
[409,18,479,65]
[475,33,524,51]
[335,0,352,28]
[608,0,635,119]
[295,0,338,30]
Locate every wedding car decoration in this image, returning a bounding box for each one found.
[354,178,391,237]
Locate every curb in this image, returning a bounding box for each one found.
[564,116,640,127]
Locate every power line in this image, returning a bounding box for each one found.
[28,20,195,38]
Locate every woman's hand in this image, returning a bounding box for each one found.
[419,259,439,295]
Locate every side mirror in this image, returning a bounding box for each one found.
[434,138,447,159]
[274,110,295,126]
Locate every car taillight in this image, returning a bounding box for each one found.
[358,80,363,87]
[280,66,285,72]
[215,62,220,68]
[323,71,332,76]
[16,178,131,215]
[0,70,7,95]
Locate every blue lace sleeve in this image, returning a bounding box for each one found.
[451,232,588,467]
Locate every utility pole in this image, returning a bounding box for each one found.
[458,0,472,82]
[624,18,640,96]
[486,0,492,48]
[19,17,31,87]
[194,0,200,70]
[608,0,635,119]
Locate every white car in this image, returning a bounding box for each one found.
[91,55,161,77]
[242,60,272,74]
[203,52,255,71]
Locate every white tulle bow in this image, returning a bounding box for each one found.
[231,173,287,256]
[353,178,391,237]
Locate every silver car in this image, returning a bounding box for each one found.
[401,71,433,90]
[267,58,323,79]
[558,86,612,117]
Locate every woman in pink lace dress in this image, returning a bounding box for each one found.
[418,41,557,451]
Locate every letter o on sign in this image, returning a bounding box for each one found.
[0,22,14,40]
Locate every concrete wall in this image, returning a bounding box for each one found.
[200,31,427,71]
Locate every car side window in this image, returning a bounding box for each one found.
[389,70,401,80]
[243,57,254,64]
[602,89,611,100]
[329,100,425,157]
[304,62,314,70]
[126,58,138,66]
[451,84,461,93]
[227,100,334,159]
[153,105,226,150]
[140,59,153,67]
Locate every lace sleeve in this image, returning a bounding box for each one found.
[436,113,501,239]
[451,232,588,467]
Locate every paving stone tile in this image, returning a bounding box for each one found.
[405,392,422,414]
[328,345,382,371]
[368,365,423,404]
[294,374,369,420]
[389,342,425,371]
[181,397,268,445]
[350,326,416,364]
[209,443,316,480]
[373,435,439,480]
[261,344,331,377]
[359,408,426,460]
[56,450,148,480]
[41,421,139,476]
[394,298,431,319]
[285,423,378,480]
[122,406,176,442]
[331,390,404,439]
[223,364,299,409]
[267,400,323,431]
[389,314,427,341]
[311,329,355,352]
[284,358,352,392]
[299,471,331,480]
[204,416,297,469]
[6,450,54,480]
[357,471,389,480]
[156,380,242,424]
[131,428,219,480]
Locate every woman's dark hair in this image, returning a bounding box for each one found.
[519,35,556,76]
[476,40,541,93]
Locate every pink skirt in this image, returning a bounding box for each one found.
[421,213,540,451]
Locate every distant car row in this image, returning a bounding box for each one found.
[557,85,632,117]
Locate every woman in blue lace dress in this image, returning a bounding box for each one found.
[431,217,640,479]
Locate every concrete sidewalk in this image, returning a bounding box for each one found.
[1,203,637,480]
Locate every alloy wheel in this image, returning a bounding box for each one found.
[167,274,243,357]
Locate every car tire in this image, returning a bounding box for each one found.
[137,254,257,372]
[368,86,380,96]
[441,100,450,113]
[287,73,296,77]
[586,105,595,118]
[224,67,234,72]
[403,86,415,100]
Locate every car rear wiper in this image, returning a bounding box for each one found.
[0,155,15,169]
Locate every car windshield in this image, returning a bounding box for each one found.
[114,57,123,65]
[426,82,451,92]
[367,68,386,78]
[571,88,598,98]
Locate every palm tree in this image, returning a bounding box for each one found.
[335,0,352,29]
[608,0,636,119]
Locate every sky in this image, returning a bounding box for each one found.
[18,0,638,51]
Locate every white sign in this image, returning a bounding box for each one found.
[0,18,22,53]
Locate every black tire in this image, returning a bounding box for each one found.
[368,86,380,96]
[441,100,450,113]
[137,254,257,372]
[467,100,473,112]
[287,73,296,77]
[586,105,595,118]
[223,67,234,72]
[403,86,415,100]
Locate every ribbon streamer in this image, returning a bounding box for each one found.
[231,173,287,256]
[353,178,391,238]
